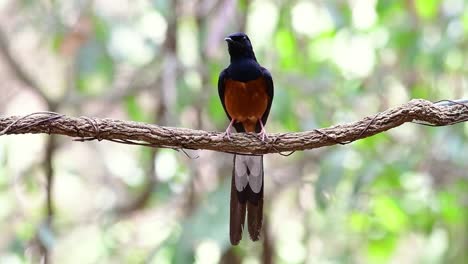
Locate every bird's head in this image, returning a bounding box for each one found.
[224,32,256,61]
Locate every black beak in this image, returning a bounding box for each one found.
[224,37,234,43]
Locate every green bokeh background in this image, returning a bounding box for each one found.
[0,0,467,263]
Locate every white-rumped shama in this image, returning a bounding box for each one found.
[218,32,274,245]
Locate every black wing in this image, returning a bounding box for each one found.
[218,68,230,119]
[260,67,274,128]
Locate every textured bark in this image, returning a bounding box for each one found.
[1,99,467,155]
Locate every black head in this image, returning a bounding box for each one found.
[224,32,257,62]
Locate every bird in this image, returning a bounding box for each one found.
[218,32,274,245]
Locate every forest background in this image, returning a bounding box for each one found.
[0,0,467,263]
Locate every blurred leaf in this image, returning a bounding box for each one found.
[463,9,468,32]
[376,0,404,19]
[410,207,436,234]
[414,0,440,20]
[410,83,430,99]
[173,180,231,263]
[51,33,65,53]
[91,15,110,42]
[315,150,345,209]
[354,132,391,155]
[369,165,403,191]
[275,29,297,70]
[16,222,35,241]
[149,245,175,264]
[367,234,397,263]
[373,196,408,233]
[348,212,370,232]
[438,191,463,224]
[125,248,147,263]
[125,96,148,122]
[391,29,420,66]
[76,40,114,95]
[208,94,226,127]
[272,88,298,131]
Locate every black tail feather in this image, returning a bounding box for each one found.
[247,182,263,241]
[230,169,246,245]
[230,154,264,245]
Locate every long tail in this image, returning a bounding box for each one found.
[230,154,264,245]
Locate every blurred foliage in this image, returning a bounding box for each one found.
[0,0,467,263]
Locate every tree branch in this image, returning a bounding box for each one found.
[0,99,467,155]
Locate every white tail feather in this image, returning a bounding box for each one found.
[234,155,263,193]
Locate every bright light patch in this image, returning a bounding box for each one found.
[155,151,177,181]
[246,0,279,48]
[136,218,175,246]
[278,240,306,263]
[177,20,198,66]
[243,258,261,264]
[331,31,376,78]
[370,27,390,48]
[277,219,306,263]
[447,20,464,40]
[464,80,468,99]
[104,148,144,186]
[0,0,8,10]
[184,70,202,91]
[194,240,221,264]
[53,226,104,263]
[307,38,333,61]
[387,78,409,106]
[424,228,448,262]
[83,72,109,94]
[169,171,189,193]
[422,28,441,51]
[0,193,12,220]
[95,188,117,211]
[445,50,463,70]
[400,172,431,213]
[351,0,377,30]
[5,135,44,173]
[108,25,154,65]
[0,142,4,169]
[137,10,167,44]
[401,172,430,190]
[441,0,464,17]
[151,247,172,264]
[343,150,363,170]
[0,255,22,264]
[291,1,334,36]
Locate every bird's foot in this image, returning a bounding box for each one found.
[222,119,235,140]
[222,129,232,140]
[257,120,268,142]
[257,128,268,142]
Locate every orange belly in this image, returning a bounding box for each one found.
[224,78,269,132]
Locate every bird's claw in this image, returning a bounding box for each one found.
[257,130,268,142]
[223,128,232,140]
[222,119,235,140]
[223,131,231,140]
[257,120,268,142]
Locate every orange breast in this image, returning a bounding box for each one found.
[224,78,269,132]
